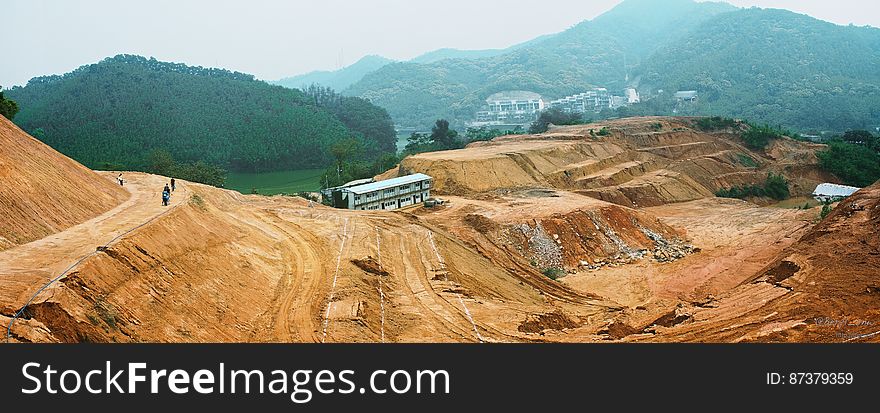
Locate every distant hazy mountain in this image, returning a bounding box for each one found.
[589,0,736,61]
[272,34,558,93]
[634,8,880,130]
[272,55,394,91]
[345,0,736,128]
[409,34,557,64]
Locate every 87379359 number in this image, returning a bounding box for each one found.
[766,372,853,384]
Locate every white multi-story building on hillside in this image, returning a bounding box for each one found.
[473,91,546,127]
[548,88,612,113]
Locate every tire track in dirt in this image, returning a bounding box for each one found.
[392,230,476,341]
[375,226,386,343]
[321,217,355,343]
[272,228,317,342]
[281,225,332,343]
[259,213,334,343]
[427,230,484,342]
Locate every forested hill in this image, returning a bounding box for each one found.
[634,8,880,131]
[343,0,735,128]
[345,0,880,133]
[7,55,396,172]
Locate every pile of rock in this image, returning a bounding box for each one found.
[510,222,564,270]
[639,225,698,263]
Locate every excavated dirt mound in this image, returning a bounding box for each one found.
[414,189,694,275]
[634,183,880,342]
[393,117,830,208]
[0,117,127,250]
[503,206,692,270]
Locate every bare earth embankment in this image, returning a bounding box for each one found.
[0,117,128,251]
[2,116,877,342]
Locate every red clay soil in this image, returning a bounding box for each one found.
[3,116,876,343]
[637,183,880,342]
[392,117,833,208]
[0,116,128,251]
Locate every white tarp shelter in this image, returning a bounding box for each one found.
[812,183,861,203]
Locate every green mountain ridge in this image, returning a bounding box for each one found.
[343,0,737,128]
[7,55,396,173]
[408,33,559,64]
[635,8,880,130]
[271,34,559,93]
[343,0,880,132]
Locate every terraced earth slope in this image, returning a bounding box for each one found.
[393,117,833,207]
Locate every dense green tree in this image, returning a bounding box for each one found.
[6,55,394,174]
[404,132,433,154]
[740,124,786,150]
[302,84,396,158]
[430,119,458,149]
[817,140,880,187]
[529,109,586,134]
[841,129,880,151]
[147,149,175,176]
[144,148,227,187]
[465,126,523,142]
[401,120,462,154]
[318,151,401,190]
[326,137,365,182]
[172,161,227,188]
[694,116,739,131]
[0,87,19,120]
[716,173,790,200]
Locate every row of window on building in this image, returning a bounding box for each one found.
[325,173,434,211]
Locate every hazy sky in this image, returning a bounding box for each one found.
[3,0,878,87]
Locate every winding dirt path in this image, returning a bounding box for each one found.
[0,172,189,314]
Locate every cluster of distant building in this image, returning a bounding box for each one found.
[470,87,706,129]
[470,87,641,128]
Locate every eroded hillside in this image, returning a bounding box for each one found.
[3,116,877,343]
[630,182,880,343]
[393,117,833,207]
[0,116,128,251]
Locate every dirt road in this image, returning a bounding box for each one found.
[0,172,188,315]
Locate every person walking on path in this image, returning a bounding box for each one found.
[162,184,171,207]
[117,173,124,186]
[170,178,176,192]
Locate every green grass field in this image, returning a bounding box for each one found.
[226,169,324,195]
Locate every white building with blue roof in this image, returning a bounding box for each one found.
[329,173,433,210]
